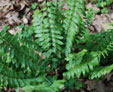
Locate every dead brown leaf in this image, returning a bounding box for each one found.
[5,11,21,25]
[0,0,13,15]
[14,0,27,11]
[86,3,100,11]
[8,27,22,35]
[92,14,111,32]
[85,80,106,92]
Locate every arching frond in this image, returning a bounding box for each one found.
[32,1,64,57]
[64,0,85,56]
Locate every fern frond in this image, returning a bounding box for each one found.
[77,29,113,58]
[0,26,46,88]
[18,25,39,51]
[90,64,113,79]
[0,62,45,88]
[22,80,65,92]
[32,1,64,56]
[64,0,85,56]
[97,31,113,58]
[0,30,38,72]
[64,51,100,79]
[64,29,113,79]
[75,29,89,44]
[91,30,113,58]
[65,49,87,70]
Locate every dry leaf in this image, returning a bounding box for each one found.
[85,80,105,92]
[5,11,21,25]
[14,0,27,11]
[92,14,111,32]
[0,0,13,14]
[102,23,113,30]
[8,27,22,35]
[86,3,100,11]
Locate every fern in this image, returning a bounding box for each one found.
[64,50,100,79]
[22,80,65,92]
[64,0,85,56]
[64,29,113,79]
[90,64,113,79]
[32,0,64,57]
[0,26,46,88]
[1,0,113,91]
[78,30,113,58]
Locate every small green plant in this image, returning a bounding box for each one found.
[85,8,95,25]
[65,78,82,91]
[96,0,113,7]
[101,8,108,14]
[0,0,113,92]
[96,0,113,14]
[31,2,38,10]
[90,0,98,3]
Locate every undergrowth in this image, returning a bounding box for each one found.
[0,0,113,91]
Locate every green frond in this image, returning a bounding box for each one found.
[0,64,45,88]
[91,30,113,58]
[64,29,113,79]
[97,31,113,58]
[32,1,64,56]
[90,64,113,79]
[0,29,39,72]
[77,29,113,58]
[0,26,46,88]
[75,29,90,44]
[0,61,45,88]
[22,80,65,92]
[64,0,85,56]
[65,49,87,70]
[64,51,100,79]
[18,25,39,50]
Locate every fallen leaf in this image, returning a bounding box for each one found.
[102,23,113,30]
[92,14,111,32]
[85,80,106,92]
[86,3,100,11]
[8,27,22,35]
[0,0,13,14]
[5,11,21,25]
[14,0,27,11]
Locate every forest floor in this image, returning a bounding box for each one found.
[0,0,113,92]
